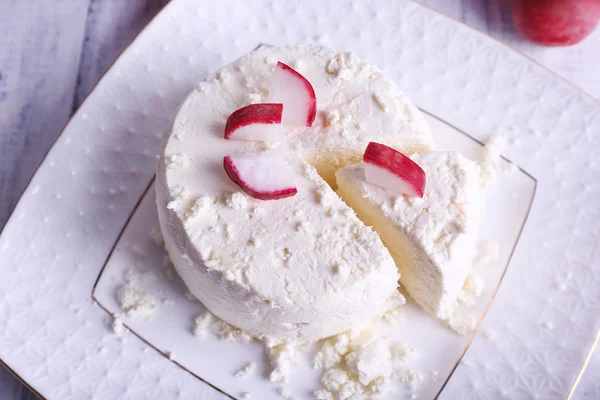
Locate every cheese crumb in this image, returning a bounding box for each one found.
[247,92,263,104]
[193,312,214,338]
[478,135,518,188]
[268,342,297,383]
[277,386,294,399]
[312,328,412,399]
[325,52,365,79]
[241,393,252,400]
[448,314,477,336]
[226,192,248,210]
[235,362,257,378]
[315,187,329,205]
[381,293,406,326]
[112,315,127,337]
[167,186,188,212]
[117,283,157,319]
[345,340,392,386]
[457,273,485,306]
[325,110,341,126]
[304,164,321,181]
[185,196,211,221]
[392,368,424,388]
[223,270,236,281]
[166,153,189,169]
[211,318,253,343]
[390,342,419,362]
[313,390,333,400]
[321,368,348,391]
[476,240,499,267]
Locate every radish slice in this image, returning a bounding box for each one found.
[223,150,298,200]
[224,103,283,141]
[267,62,316,127]
[363,142,426,198]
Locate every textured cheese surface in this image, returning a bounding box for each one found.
[336,152,480,319]
[156,44,434,342]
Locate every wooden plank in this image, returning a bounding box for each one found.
[0,0,168,397]
[0,2,91,399]
[0,367,22,400]
[0,1,91,228]
[74,0,169,107]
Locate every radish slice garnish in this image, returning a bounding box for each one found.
[363,142,426,198]
[267,62,316,127]
[224,103,283,141]
[223,150,298,200]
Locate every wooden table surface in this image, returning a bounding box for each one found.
[1,1,598,399]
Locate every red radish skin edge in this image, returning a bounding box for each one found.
[224,103,283,139]
[363,142,426,198]
[277,62,317,127]
[223,156,298,200]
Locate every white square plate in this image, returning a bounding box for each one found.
[1,0,599,399]
[92,115,535,399]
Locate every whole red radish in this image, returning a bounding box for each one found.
[512,0,600,46]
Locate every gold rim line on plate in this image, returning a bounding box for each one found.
[419,110,538,399]
[88,176,258,400]
[410,3,599,396]
[567,328,600,400]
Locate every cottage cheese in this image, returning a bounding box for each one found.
[457,273,485,306]
[156,44,433,342]
[478,135,518,188]
[447,314,477,336]
[313,327,423,399]
[117,279,157,319]
[235,362,257,378]
[476,240,500,267]
[336,152,480,319]
[111,315,127,337]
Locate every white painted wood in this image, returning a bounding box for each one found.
[74,0,169,107]
[0,1,166,399]
[0,0,598,398]
[0,5,90,400]
[0,367,23,400]
[0,1,90,228]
